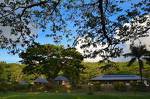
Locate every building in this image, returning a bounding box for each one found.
[34,77,48,84]
[91,74,146,81]
[54,76,69,86]
[91,74,149,86]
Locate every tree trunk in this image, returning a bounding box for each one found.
[98,0,112,44]
[139,63,143,84]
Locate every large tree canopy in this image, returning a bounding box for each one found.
[0,0,149,57]
[19,44,84,79]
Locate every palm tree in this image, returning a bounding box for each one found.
[124,44,150,83]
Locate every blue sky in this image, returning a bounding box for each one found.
[0,24,76,63]
[0,0,147,63]
[0,31,66,63]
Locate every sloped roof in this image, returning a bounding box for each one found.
[91,74,146,81]
[19,80,28,85]
[54,76,68,81]
[34,78,48,83]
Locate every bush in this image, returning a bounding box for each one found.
[0,81,32,92]
[32,84,47,92]
[87,83,94,95]
[0,82,9,92]
[93,83,101,91]
[131,82,149,92]
[14,84,31,91]
[113,82,127,91]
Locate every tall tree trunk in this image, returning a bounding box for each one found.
[139,61,143,84]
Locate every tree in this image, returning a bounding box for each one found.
[8,63,26,82]
[0,65,4,81]
[0,0,149,57]
[0,62,26,82]
[61,48,84,84]
[124,44,150,83]
[19,43,84,80]
[0,62,13,82]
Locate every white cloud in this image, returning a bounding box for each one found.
[124,15,150,51]
[113,15,150,62]
[76,15,150,62]
[75,36,107,62]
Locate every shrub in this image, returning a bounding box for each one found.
[113,82,127,91]
[14,84,30,91]
[93,83,101,91]
[87,83,94,95]
[32,84,47,92]
[131,82,149,92]
[0,82,9,92]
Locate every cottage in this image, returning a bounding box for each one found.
[54,76,69,86]
[34,78,48,84]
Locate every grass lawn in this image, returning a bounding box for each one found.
[1,92,150,99]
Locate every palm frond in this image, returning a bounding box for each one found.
[127,58,136,66]
[143,57,150,65]
[129,45,147,58]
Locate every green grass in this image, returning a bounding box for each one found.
[1,92,150,99]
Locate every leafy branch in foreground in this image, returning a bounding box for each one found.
[0,0,149,58]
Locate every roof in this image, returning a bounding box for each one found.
[34,78,48,83]
[19,80,28,85]
[91,74,146,81]
[54,76,68,81]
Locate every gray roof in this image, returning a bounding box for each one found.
[54,76,68,81]
[34,78,48,83]
[91,74,146,81]
[19,80,28,85]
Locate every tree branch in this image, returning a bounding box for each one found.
[20,0,61,19]
[20,1,48,17]
[98,0,112,45]
[49,0,61,16]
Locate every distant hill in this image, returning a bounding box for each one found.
[80,61,150,83]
